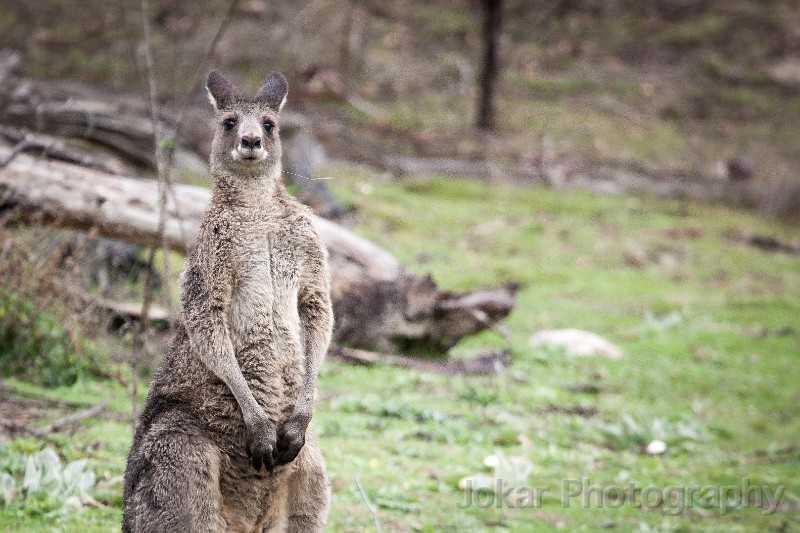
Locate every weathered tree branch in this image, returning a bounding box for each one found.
[0,125,131,174]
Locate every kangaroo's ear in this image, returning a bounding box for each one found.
[206,70,238,111]
[255,72,288,112]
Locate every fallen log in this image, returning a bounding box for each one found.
[0,144,516,352]
[0,125,132,175]
[93,298,172,332]
[1,76,208,168]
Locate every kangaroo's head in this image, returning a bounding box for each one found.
[206,70,288,180]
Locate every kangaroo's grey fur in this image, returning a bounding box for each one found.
[122,70,333,533]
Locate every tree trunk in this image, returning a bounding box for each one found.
[476,0,502,131]
[0,144,517,353]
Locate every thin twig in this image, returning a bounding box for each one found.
[143,1,242,305]
[140,0,163,175]
[129,0,167,426]
[0,138,30,170]
[354,475,382,533]
[128,245,156,427]
[33,401,110,436]
[139,0,175,312]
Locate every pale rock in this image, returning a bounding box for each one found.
[483,454,500,468]
[646,439,667,455]
[529,329,624,359]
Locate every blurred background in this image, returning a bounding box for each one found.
[0,1,798,531]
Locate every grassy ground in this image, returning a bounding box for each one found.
[1,165,799,532]
[1,2,799,530]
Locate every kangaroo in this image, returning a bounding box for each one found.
[122,70,333,533]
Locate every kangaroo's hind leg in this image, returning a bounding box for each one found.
[123,413,227,533]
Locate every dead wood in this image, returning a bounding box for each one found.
[0,125,131,174]
[746,234,800,255]
[91,298,172,332]
[92,299,171,323]
[724,231,800,255]
[382,155,544,184]
[0,72,289,166]
[32,401,109,436]
[1,75,206,168]
[285,130,349,220]
[0,144,517,352]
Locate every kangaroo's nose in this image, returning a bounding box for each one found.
[240,133,261,150]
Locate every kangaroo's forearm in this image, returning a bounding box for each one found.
[185,316,265,424]
[294,302,332,418]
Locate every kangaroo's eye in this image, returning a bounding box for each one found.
[223,118,236,131]
[263,121,274,134]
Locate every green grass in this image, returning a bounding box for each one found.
[507,73,611,101]
[2,168,799,532]
[658,15,731,49]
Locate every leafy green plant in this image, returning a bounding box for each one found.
[1,448,96,519]
[636,519,684,533]
[590,414,707,453]
[0,290,94,386]
[0,472,15,505]
[457,450,535,505]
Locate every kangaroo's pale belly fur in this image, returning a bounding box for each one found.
[229,228,305,420]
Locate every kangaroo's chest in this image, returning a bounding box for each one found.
[229,226,301,346]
